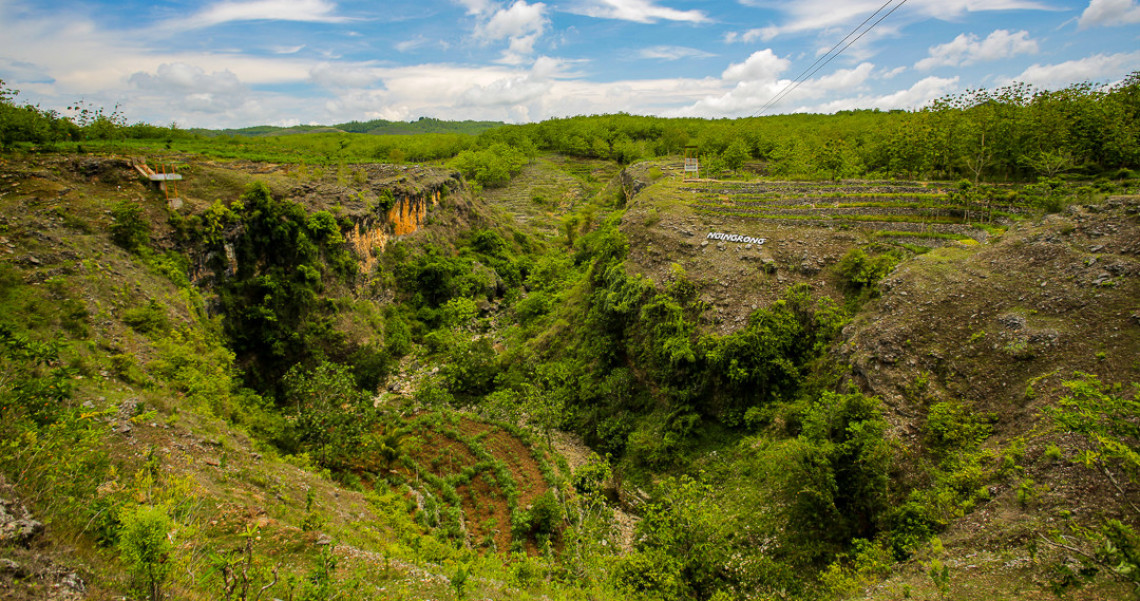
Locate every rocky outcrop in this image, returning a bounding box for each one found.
[347,183,451,274]
[0,476,43,547]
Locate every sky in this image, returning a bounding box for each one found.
[0,0,1138,128]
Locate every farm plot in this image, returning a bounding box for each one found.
[680,180,1023,246]
[393,412,557,554]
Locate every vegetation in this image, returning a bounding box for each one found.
[1,72,1139,601]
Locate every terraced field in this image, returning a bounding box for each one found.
[680,180,1019,246]
[393,412,556,554]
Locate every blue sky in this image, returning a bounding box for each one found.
[0,0,1137,128]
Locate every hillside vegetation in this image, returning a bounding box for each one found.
[1,75,1139,601]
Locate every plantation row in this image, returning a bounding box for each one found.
[5,74,1140,186]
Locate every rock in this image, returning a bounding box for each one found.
[0,491,44,546]
[0,558,24,576]
[56,571,87,596]
[998,314,1027,330]
[116,398,141,420]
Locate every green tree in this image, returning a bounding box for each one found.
[784,392,891,562]
[110,201,150,253]
[722,137,750,171]
[283,361,374,471]
[118,505,174,601]
[1044,375,1140,593]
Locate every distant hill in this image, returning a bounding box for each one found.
[190,116,504,137]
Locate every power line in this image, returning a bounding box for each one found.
[755,0,897,114]
[753,0,910,116]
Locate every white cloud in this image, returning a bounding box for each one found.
[881,66,906,78]
[473,1,548,64]
[395,36,443,53]
[998,50,1140,89]
[724,28,772,44]
[455,0,496,15]
[179,0,351,29]
[272,44,306,55]
[804,75,960,113]
[915,30,1038,70]
[722,50,790,83]
[461,74,552,106]
[678,53,878,117]
[753,0,1053,40]
[308,63,381,88]
[638,46,715,60]
[479,1,546,40]
[1079,0,1140,28]
[566,0,708,24]
[129,63,251,113]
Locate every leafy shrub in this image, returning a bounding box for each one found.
[110,200,150,253]
[122,300,170,335]
[118,504,173,601]
[282,361,375,471]
[835,247,900,291]
[784,392,891,559]
[925,400,992,455]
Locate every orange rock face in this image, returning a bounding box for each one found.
[346,188,441,274]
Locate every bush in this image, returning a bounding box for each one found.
[110,201,150,253]
[282,361,375,471]
[118,505,173,601]
[122,300,170,335]
[925,401,992,455]
[835,247,899,291]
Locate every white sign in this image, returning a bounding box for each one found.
[707,232,765,245]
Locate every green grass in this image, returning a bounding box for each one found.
[65,130,478,165]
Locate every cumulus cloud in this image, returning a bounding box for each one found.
[724,29,773,44]
[471,1,548,64]
[566,0,708,24]
[915,30,1038,70]
[678,59,879,117]
[721,50,790,83]
[1079,0,1140,28]
[460,74,552,106]
[638,46,715,60]
[179,0,351,29]
[997,50,1140,89]
[129,63,250,113]
[455,0,496,15]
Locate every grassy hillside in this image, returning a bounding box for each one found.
[2,76,1140,601]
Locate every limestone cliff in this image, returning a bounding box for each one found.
[347,182,452,274]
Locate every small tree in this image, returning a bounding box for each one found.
[1043,375,1140,593]
[110,200,150,253]
[118,505,173,601]
[722,138,750,172]
[284,361,373,471]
